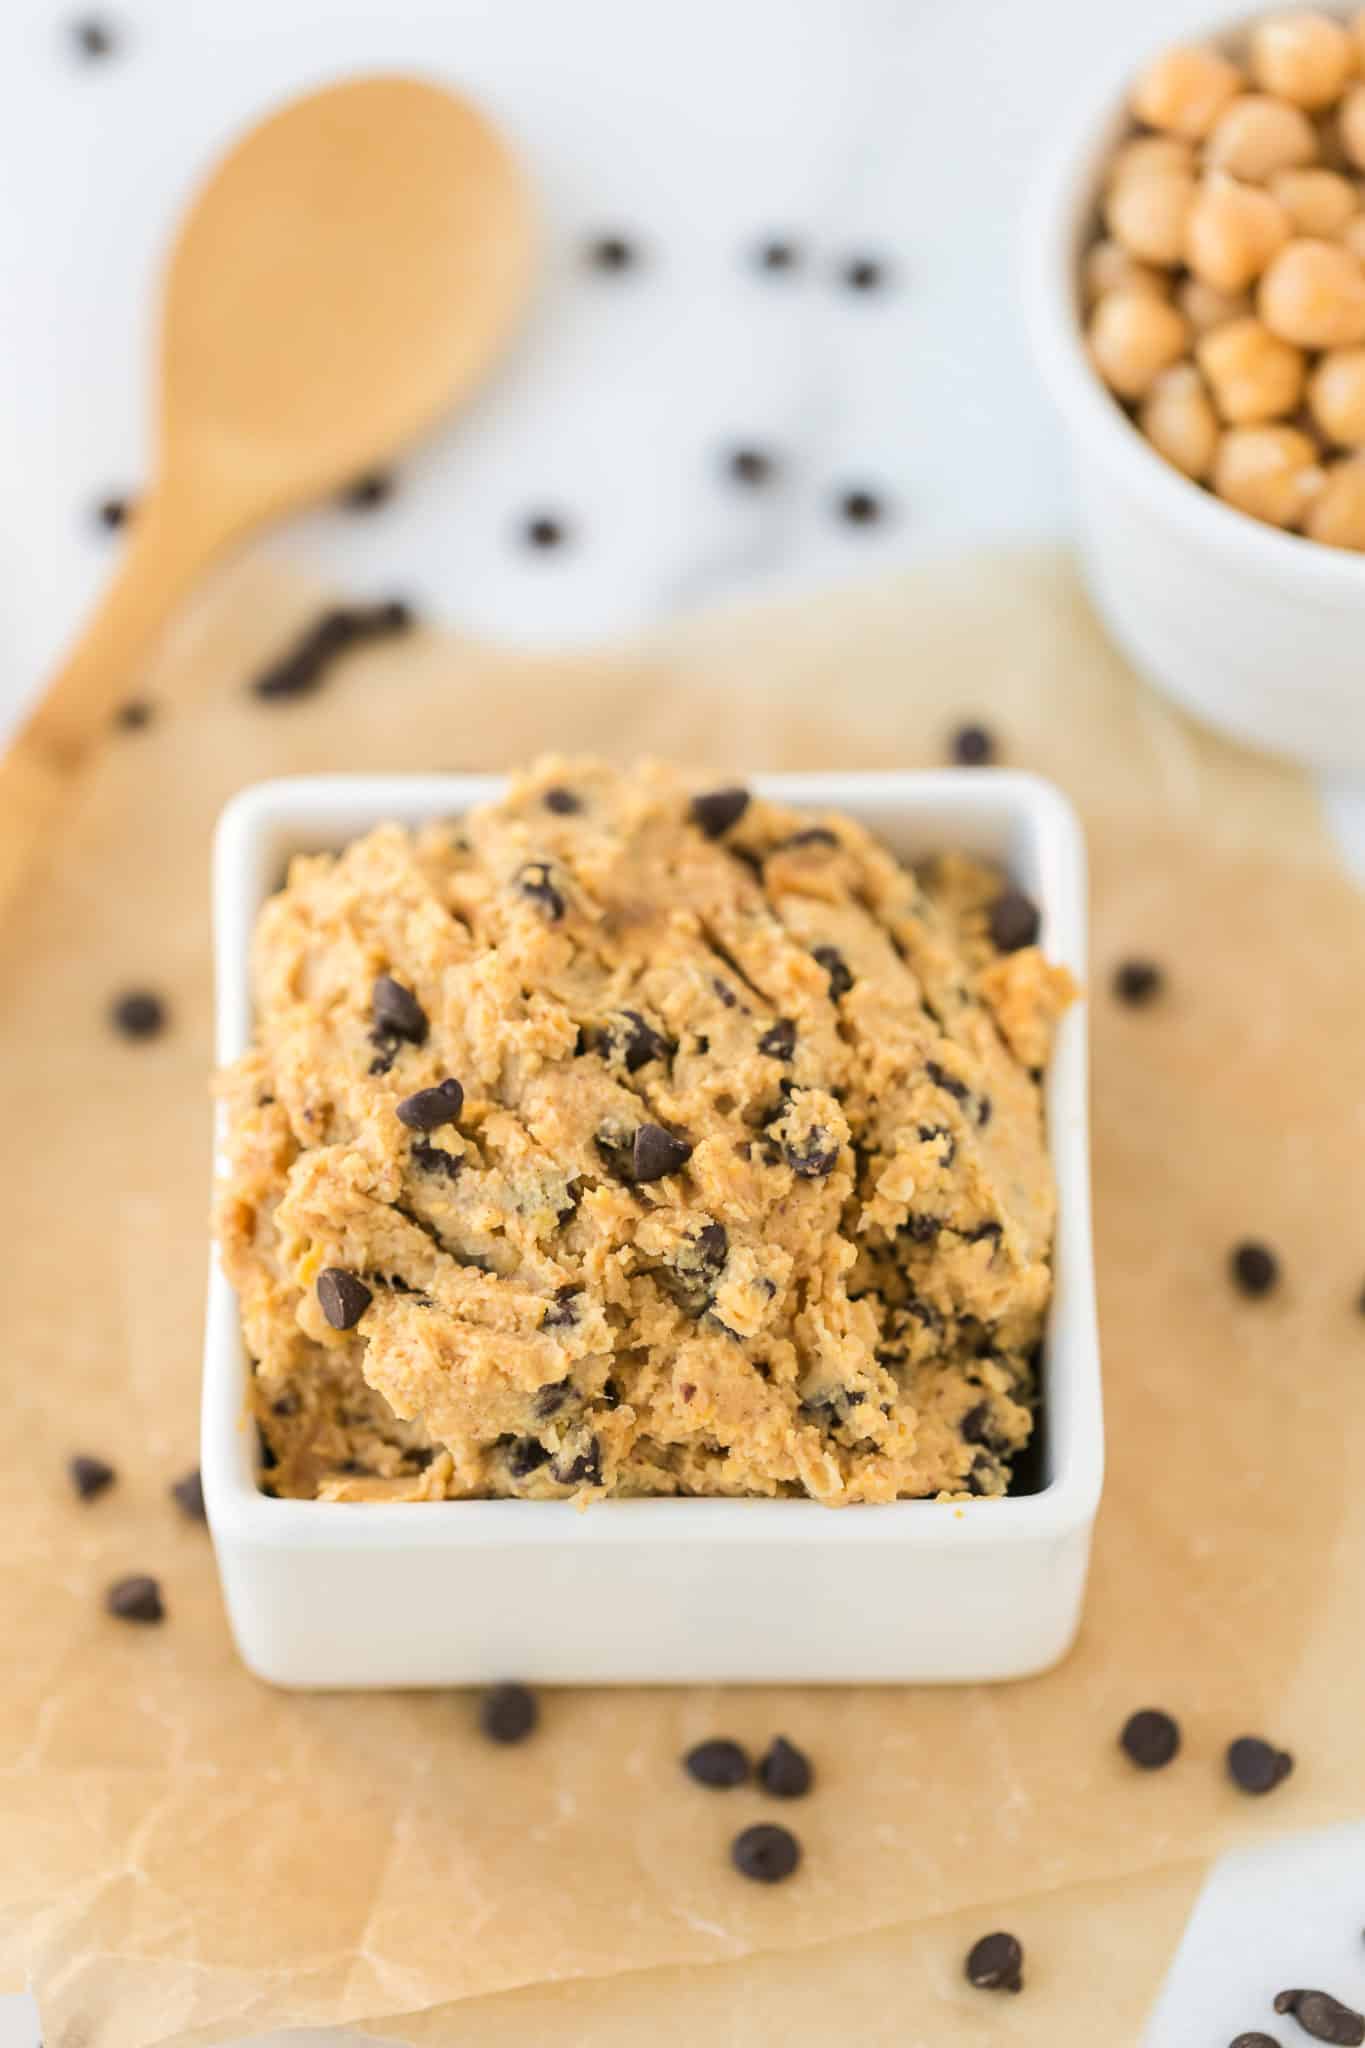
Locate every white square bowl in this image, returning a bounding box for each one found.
[205,771,1101,1688]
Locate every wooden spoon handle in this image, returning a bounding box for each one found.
[0,484,228,913]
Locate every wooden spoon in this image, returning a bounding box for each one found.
[0,74,532,909]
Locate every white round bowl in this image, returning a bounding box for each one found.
[1022,23,1365,777]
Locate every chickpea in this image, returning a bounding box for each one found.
[1249,12,1356,111]
[1259,235,1365,343]
[1088,287,1190,398]
[1206,93,1319,180]
[1185,174,1292,292]
[1304,451,1365,544]
[1308,344,1365,440]
[1196,314,1306,422]
[1105,167,1197,265]
[1340,82,1365,167]
[1213,423,1324,524]
[1268,166,1358,235]
[1177,275,1253,330]
[1138,363,1220,478]
[1104,134,1196,188]
[1131,43,1244,138]
[1082,238,1171,308]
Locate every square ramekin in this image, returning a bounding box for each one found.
[1022,9,1365,778]
[204,771,1100,1688]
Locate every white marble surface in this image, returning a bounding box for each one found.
[2,0,1364,2042]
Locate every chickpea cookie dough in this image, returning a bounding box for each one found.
[216,761,1075,1507]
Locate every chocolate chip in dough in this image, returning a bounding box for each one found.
[515,861,566,920]
[951,722,995,766]
[988,888,1041,953]
[757,1736,813,1798]
[316,1268,373,1331]
[505,1436,550,1479]
[1231,1241,1280,1298]
[372,975,428,1045]
[726,446,777,487]
[684,1738,750,1788]
[783,1125,840,1178]
[964,1931,1024,1993]
[616,1010,672,1072]
[925,1059,970,1104]
[341,470,395,511]
[554,1435,601,1486]
[170,1467,206,1521]
[1114,958,1164,1006]
[71,16,117,58]
[811,943,853,999]
[731,1822,801,1883]
[691,786,750,838]
[411,1138,462,1181]
[586,234,637,272]
[480,1681,538,1744]
[106,1574,163,1623]
[1274,1989,1365,2043]
[758,1018,796,1061]
[113,698,153,730]
[542,785,581,814]
[1119,1707,1181,1770]
[633,1123,693,1183]
[110,989,166,1040]
[396,1078,464,1131]
[1227,1734,1294,1794]
[69,1454,115,1501]
[533,1377,571,1413]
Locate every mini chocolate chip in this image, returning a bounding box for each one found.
[784,827,840,849]
[601,1378,622,1408]
[411,1139,462,1180]
[96,493,132,530]
[480,1681,538,1744]
[72,16,116,57]
[811,944,853,998]
[506,1437,550,1479]
[534,1378,571,1415]
[988,889,1041,953]
[1229,2036,1282,2048]
[757,1736,812,1798]
[758,1018,796,1061]
[523,514,568,550]
[731,1822,801,1883]
[965,1931,1023,1993]
[111,989,166,1040]
[372,975,428,1044]
[903,1214,942,1243]
[541,1291,579,1333]
[250,602,410,699]
[317,1268,373,1331]
[711,977,738,1009]
[555,1435,601,1486]
[838,487,884,525]
[977,1095,993,1129]
[368,1032,400,1075]
[616,1010,672,1073]
[696,1221,729,1266]
[917,1122,957,1165]
[113,698,153,730]
[756,237,801,272]
[170,1467,206,1521]
[784,1126,840,1178]
[69,1454,115,1501]
[691,787,750,838]
[396,1078,464,1131]
[341,470,394,510]
[925,1059,970,1104]
[515,860,566,919]
[842,255,886,290]
[726,447,776,486]
[951,722,995,766]
[966,1220,1003,1244]
[106,1575,163,1623]
[684,1738,749,1788]
[1274,1990,1365,2043]
[543,785,581,814]
[587,234,636,271]
[1119,1708,1181,1770]
[959,1403,992,1447]
[272,1391,300,1415]
[1114,958,1164,1006]
[1231,1241,1279,1298]
[1227,1735,1294,1794]
[633,1123,693,1183]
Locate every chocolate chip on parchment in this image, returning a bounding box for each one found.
[113,698,153,730]
[633,1123,693,1183]
[396,1078,464,1131]
[758,1018,796,1061]
[250,601,411,700]
[1274,1989,1365,2043]
[170,1467,206,1521]
[69,1454,115,1501]
[95,493,132,531]
[1231,1241,1280,1298]
[71,16,117,58]
[106,1575,163,1624]
[1228,2035,1282,2047]
[1114,958,1164,1006]
[542,785,581,814]
[523,515,568,550]
[1227,1735,1294,1795]
[341,470,395,511]
[841,255,887,292]
[965,1931,1024,1993]
[727,447,776,487]
[837,487,884,526]
[684,1738,750,1789]
[480,1681,538,1745]
[586,234,636,272]
[515,860,566,920]
[755,237,801,273]
[757,1736,812,1799]
[691,787,751,839]
[811,944,853,999]
[111,989,166,1040]
[951,722,995,766]
[316,1268,372,1331]
[372,975,428,1045]
[988,889,1041,954]
[1119,1707,1181,1771]
[731,1822,801,1883]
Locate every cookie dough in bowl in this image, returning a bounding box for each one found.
[216,760,1074,1508]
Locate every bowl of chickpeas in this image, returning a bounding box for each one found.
[1024,6,1365,774]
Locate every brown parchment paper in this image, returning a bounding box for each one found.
[3,543,1364,2048]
